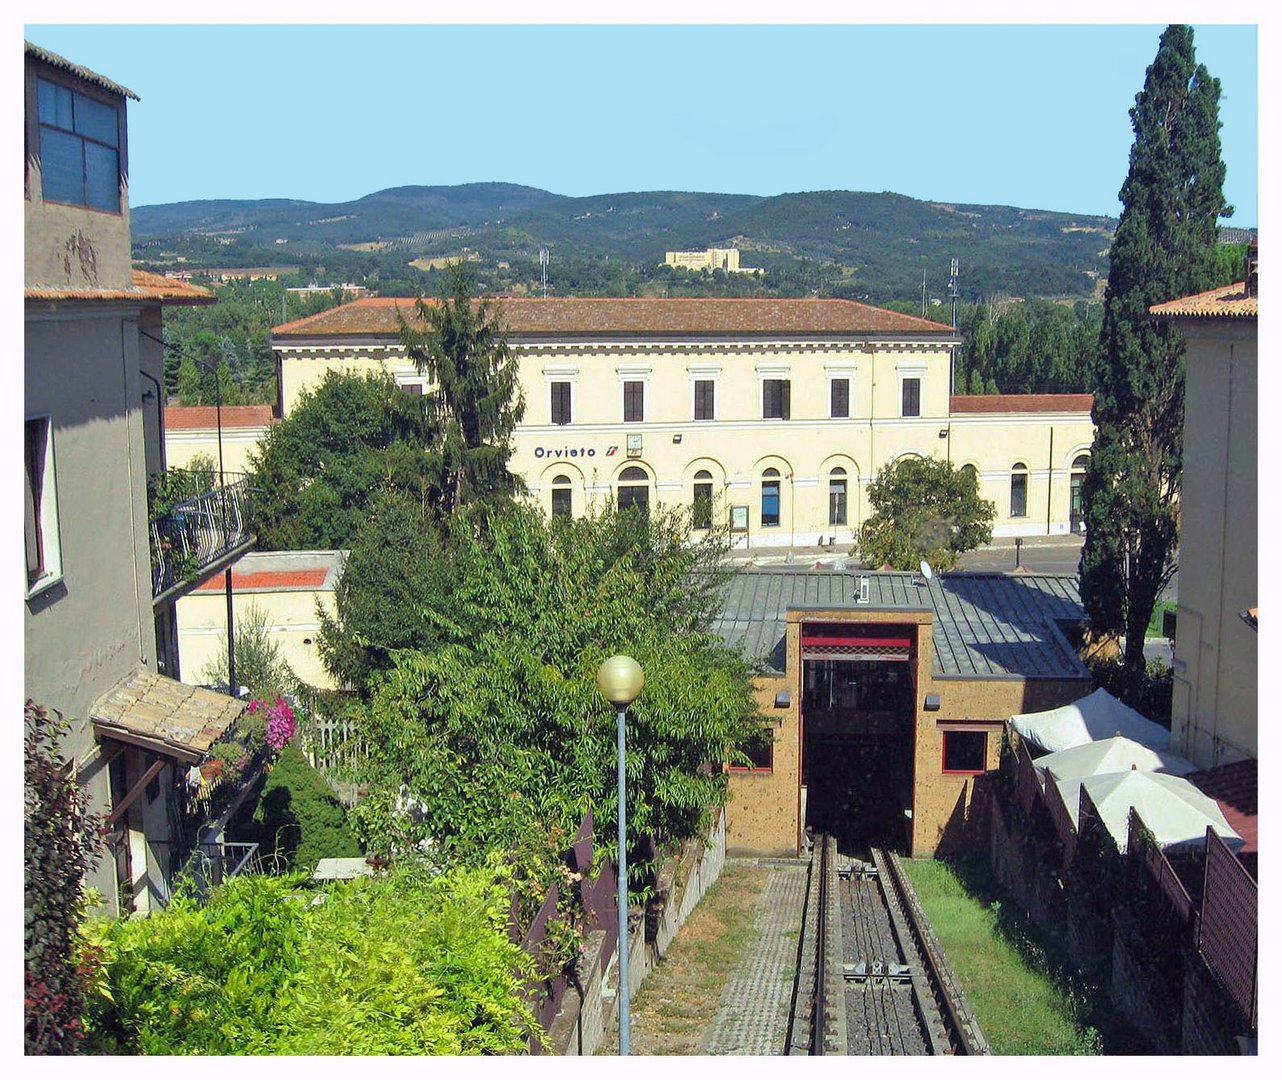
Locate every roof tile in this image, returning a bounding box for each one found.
[950,394,1094,415]
[1150,282,1258,320]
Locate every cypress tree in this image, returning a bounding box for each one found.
[1079,25,1230,703]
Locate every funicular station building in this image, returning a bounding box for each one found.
[715,568,1092,857]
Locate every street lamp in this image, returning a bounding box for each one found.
[596,654,645,1057]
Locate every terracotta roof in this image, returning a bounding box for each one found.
[272,297,958,340]
[1187,759,1257,859]
[165,405,276,431]
[91,669,245,765]
[1149,282,1258,320]
[194,568,330,592]
[26,270,216,305]
[949,393,1094,414]
[26,41,138,100]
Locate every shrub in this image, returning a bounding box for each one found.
[25,701,103,1055]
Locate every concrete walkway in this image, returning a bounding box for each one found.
[697,862,809,1055]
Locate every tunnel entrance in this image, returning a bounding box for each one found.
[800,623,917,853]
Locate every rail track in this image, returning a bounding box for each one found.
[788,834,988,1056]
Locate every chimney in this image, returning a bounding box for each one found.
[1245,236,1258,298]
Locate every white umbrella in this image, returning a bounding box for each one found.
[1037,735,1197,792]
[1067,770,1244,853]
[1010,687,1170,754]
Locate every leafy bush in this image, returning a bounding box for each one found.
[201,601,296,701]
[234,742,361,873]
[25,701,103,1055]
[80,863,542,1055]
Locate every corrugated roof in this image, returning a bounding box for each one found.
[26,41,139,100]
[950,393,1094,415]
[1150,282,1258,320]
[272,296,959,340]
[713,568,1088,679]
[26,270,216,305]
[165,405,276,431]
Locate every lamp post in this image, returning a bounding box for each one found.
[596,654,645,1056]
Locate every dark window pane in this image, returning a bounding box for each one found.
[694,379,714,420]
[762,480,780,527]
[831,378,850,418]
[618,484,649,512]
[75,93,119,146]
[1011,472,1028,517]
[902,378,921,417]
[85,142,119,212]
[623,380,644,422]
[693,482,713,530]
[763,378,791,420]
[40,126,85,204]
[550,381,571,424]
[37,81,73,128]
[551,486,572,517]
[732,726,774,770]
[828,479,847,525]
[25,419,47,582]
[943,731,987,773]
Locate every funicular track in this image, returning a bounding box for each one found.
[789,834,988,1056]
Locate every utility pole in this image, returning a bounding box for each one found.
[948,258,960,396]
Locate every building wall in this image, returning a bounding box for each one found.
[165,423,270,474]
[274,339,1094,544]
[725,675,800,856]
[176,583,338,691]
[1172,319,1257,767]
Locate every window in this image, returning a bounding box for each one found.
[617,466,649,512]
[901,377,921,417]
[694,379,715,421]
[1010,463,1029,518]
[762,379,791,420]
[401,381,424,396]
[761,468,781,527]
[550,381,572,425]
[830,378,850,418]
[828,469,848,526]
[729,725,774,772]
[37,78,121,213]
[692,469,713,530]
[1070,454,1089,532]
[550,474,572,517]
[25,416,61,591]
[960,463,978,486]
[623,380,644,423]
[942,731,987,774]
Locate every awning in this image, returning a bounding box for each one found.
[91,669,245,766]
[801,634,912,662]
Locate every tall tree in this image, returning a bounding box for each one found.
[1079,25,1230,702]
[398,262,525,518]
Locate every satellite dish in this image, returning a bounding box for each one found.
[919,560,934,581]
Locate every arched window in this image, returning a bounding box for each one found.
[617,466,650,513]
[550,474,572,518]
[828,467,847,526]
[761,468,781,528]
[960,463,978,486]
[692,469,713,530]
[1070,454,1089,532]
[1010,462,1029,518]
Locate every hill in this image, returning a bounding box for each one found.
[132,182,1116,303]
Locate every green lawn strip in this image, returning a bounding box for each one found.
[598,862,771,1054]
[900,859,1100,1055]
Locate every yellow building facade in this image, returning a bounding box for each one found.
[270,297,1096,545]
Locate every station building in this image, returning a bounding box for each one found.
[716,568,1092,857]
[267,297,1096,544]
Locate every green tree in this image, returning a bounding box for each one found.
[1079,25,1230,701]
[200,601,297,699]
[857,456,995,571]
[247,369,444,550]
[397,262,525,518]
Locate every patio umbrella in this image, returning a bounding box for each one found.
[1010,687,1170,754]
[1064,770,1245,854]
[1037,735,1197,791]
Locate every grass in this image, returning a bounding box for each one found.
[900,858,1103,1055]
[1146,600,1177,637]
[597,862,772,1054]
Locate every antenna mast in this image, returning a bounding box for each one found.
[948,257,960,396]
[921,268,927,319]
[539,248,549,298]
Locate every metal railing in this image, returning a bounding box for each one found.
[149,473,254,597]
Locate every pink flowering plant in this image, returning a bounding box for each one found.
[249,696,297,752]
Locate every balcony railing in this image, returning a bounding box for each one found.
[150,472,254,598]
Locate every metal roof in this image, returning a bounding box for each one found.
[713,568,1089,680]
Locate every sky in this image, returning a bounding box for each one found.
[20,13,1260,224]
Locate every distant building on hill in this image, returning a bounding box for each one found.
[664,247,760,274]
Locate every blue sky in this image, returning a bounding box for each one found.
[23,21,1258,223]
